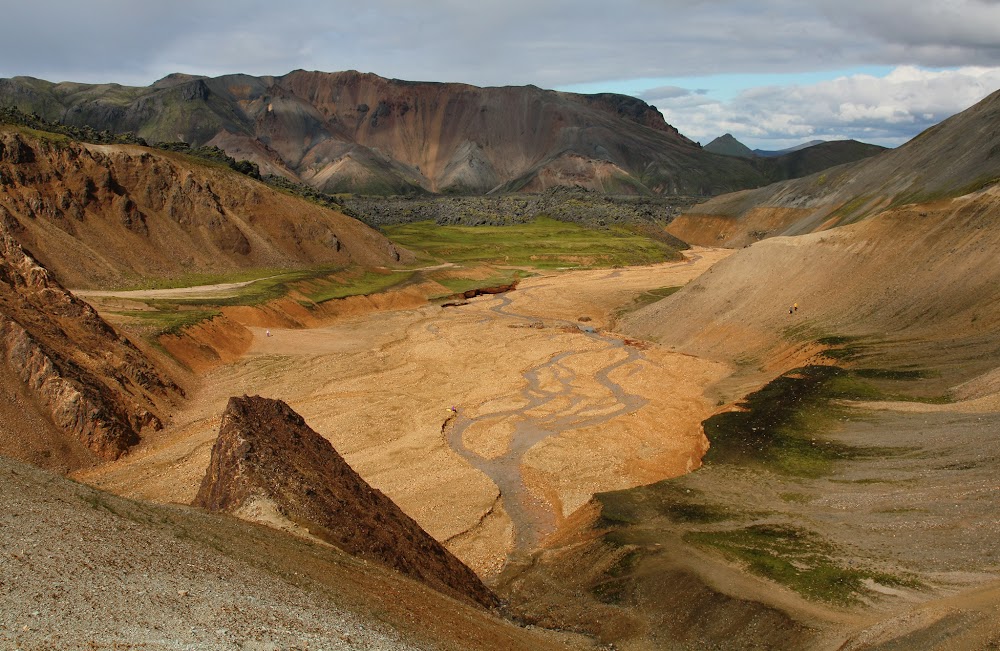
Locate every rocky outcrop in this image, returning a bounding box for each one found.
[0,223,182,463]
[194,396,500,609]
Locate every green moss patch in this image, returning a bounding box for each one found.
[685,524,918,604]
[598,483,735,527]
[116,308,222,337]
[702,365,868,477]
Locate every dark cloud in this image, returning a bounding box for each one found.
[1,1,998,146]
[5,1,1000,87]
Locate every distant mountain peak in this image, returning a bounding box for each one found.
[704,133,754,158]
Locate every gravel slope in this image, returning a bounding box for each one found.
[0,455,589,650]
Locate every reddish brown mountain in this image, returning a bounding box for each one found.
[0,221,182,471]
[0,126,408,289]
[1,71,777,196]
[194,395,500,610]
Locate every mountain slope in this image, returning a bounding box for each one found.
[753,140,824,157]
[195,395,500,609]
[0,454,589,650]
[1,71,780,196]
[668,88,1000,247]
[0,126,407,288]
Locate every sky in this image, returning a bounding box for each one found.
[3,0,1000,149]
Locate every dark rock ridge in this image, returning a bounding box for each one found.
[0,222,182,465]
[194,395,500,609]
[343,186,700,227]
[2,70,784,196]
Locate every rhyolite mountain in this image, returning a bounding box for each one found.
[1,70,836,197]
[0,124,409,289]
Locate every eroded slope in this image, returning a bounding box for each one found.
[0,222,181,470]
[669,88,1000,246]
[0,127,407,288]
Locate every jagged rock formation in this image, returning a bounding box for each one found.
[194,396,500,609]
[0,223,182,469]
[0,127,408,288]
[2,71,780,196]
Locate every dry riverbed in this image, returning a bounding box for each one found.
[75,248,734,578]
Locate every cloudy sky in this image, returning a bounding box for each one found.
[4,0,1000,149]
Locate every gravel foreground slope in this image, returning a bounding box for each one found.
[0,455,587,651]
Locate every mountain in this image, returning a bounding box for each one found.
[195,395,500,609]
[0,124,408,289]
[752,139,824,157]
[704,133,755,158]
[755,139,887,184]
[0,71,785,196]
[667,88,1000,247]
[703,135,885,181]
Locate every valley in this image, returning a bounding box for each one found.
[74,249,733,580]
[3,77,1000,650]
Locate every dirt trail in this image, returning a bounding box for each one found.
[75,248,733,578]
[73,277,277,300]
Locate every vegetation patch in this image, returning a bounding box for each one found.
[383,217,682,269]
[115,308,222,337]
[299,270,415,304]
[597,483,735,527]
[701,365,871,477]
[685,524,917,604]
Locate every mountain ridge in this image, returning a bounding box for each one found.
[0,70,806,197]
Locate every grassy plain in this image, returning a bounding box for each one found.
[383,217,683,268]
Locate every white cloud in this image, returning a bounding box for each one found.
[650,66,1000,149]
